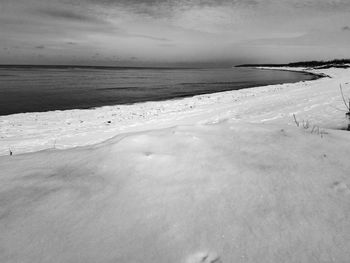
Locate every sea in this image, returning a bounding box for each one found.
[0,65,317,116]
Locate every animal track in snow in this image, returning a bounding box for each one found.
[186,251,222,263]
[331,181,350,195]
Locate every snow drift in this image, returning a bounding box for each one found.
[1,120,350,263]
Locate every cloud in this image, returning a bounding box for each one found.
[129,34,170,41]
[37,8,107,24]
[1,0,350,65]
[241,30,350,48]
[158,43,176,47]
[82,0,259,19]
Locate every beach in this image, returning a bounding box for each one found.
[1,66,350,263]
[0,67,348,156]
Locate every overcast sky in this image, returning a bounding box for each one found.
[0,0,350,66]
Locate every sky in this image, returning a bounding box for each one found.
[0,0,350,66]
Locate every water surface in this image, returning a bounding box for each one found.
[0,66,317,116]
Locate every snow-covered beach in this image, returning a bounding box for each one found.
[0,67,348,156]
[1,66,350,263]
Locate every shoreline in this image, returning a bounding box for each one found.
[0,66,349,156]
[254,66,331,79]
[0,67,317,117]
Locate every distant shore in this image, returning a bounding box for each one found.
[235,58,350,69]
[251,66,330,79]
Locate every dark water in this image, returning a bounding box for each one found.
[0,66,317,116]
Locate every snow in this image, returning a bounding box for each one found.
[1,67,350,262]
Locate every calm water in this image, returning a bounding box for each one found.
[0,66,317,116]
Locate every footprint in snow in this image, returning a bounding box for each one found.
[331,181,350,195]
[186,251,222,263]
